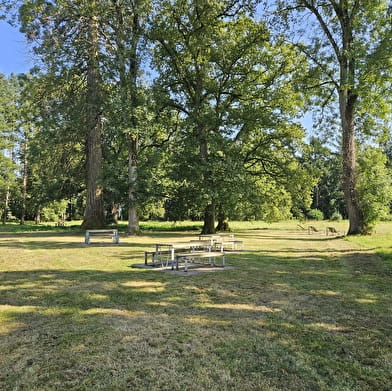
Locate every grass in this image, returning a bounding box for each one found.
[0,220,391,390]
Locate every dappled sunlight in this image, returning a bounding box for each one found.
[353,294,378,304]
[307,322,350,332]
[183,285,238,299]
[0,304,40,312]
[184,315,231,326]
[82,308,146,317]
[301,271,329,275]
[121,281,166,292]
[86,293,108,301]
[0,225,390,390]
[354,298,377,304]
[311,290,341,296]
[0,305,40,334]
[147,301,175,307]
[200,303,281,313]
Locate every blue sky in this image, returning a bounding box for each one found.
[0,18,314,133]
[0,20,32,75]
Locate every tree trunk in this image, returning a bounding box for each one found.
[113,6,141,235]
[128,136,139,234]
[81,12,105,230]
[35,207,40,224]
[216,213,230,232]
[111,203,119,224]
[338,19,365,235]
[2,185,10,225]
[199,130,217,233]
[202,202,216,234]
[340,91,364,235]
[20,138,28,225]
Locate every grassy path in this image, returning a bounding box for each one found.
[0,226,391,390]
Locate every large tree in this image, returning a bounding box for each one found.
[274,0,392,234]
[11,0,107,228]
[0,74,19,223]
[103,0,151,234]
[152,0,310,233]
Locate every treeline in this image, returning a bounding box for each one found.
[0,0,391,235]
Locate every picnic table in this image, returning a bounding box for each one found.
[145,239,217,269]
[198,233,243,251]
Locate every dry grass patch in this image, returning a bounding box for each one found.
[0,225,391,390]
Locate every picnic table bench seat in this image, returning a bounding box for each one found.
[174,251,225,272]
[214,239,243,251]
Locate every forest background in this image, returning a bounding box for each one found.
[0,0,391,235]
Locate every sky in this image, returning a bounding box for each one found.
[0,18,314,132]
[0,20,33,75]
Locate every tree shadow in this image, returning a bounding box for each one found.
[0,232,391,390]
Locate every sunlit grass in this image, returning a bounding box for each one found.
[0,220,391,390]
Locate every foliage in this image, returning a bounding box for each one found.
[273,0,392,234]
[357,147,392,233]
[329,211,343,222]
[40,199,69,222]
[0,75,19,211]
[307,208,324,221]
[151,0,313,229]
[0,0,391,231]
[304,137,345,219]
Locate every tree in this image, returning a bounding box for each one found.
[0,74,19,223]
[6,0,107,228]
[103,0,151,234]
[152,0,311,233]
[305,136,345,219]
[274,0,392,234]
[357,146,392,232]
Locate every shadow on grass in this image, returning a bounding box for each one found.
[0,233,391,391]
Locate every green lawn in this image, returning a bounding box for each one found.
[0,221,391,390]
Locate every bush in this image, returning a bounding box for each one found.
[41,200,68,222]
[307,209,324,221]
[357,147,392,233]
[330,211,342,221]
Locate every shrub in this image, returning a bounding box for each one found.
[330,211,342,221]
[307,209,324,220]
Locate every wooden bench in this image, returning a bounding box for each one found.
[85,229,119,244]
[174,251,225,272]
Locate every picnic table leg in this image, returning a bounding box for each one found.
[171,247,176,270]
[85,232,90,244]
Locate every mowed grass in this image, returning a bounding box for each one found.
[0,221,391,390]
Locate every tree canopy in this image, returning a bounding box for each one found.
[0,0,391,234]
